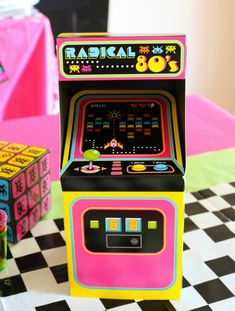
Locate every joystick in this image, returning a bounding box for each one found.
[83,149,100,170]
[81,149,101,174]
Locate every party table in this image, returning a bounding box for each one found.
[0,13,58,121]
[0,95,235,310]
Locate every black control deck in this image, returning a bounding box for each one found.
[61,160,184,191]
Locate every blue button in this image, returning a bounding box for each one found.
[125,218,142,232]
[105,218,122,232]
[153,164,168,171]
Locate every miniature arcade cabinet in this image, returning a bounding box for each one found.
[57,34,186,299]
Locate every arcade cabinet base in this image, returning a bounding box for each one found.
[63,191,184,300]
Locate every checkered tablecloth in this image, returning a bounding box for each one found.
[0,182,235,311]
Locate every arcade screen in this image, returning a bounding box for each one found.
[72,94,175,159]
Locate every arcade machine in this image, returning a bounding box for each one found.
[57,34,186,299]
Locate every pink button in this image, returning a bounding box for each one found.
[112,167,122,171]
[112,163,121,167]
[111,171,123,175]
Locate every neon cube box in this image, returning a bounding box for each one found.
[0,142,51,243]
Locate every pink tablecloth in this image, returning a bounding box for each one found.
[186,95,235,155]
[0,13,58,121]
[0,95,234,181]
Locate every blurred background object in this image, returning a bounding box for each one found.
[108,0,235,115]
[0,0,109,121]
[35,0,109,39]
[0,61,7,83]
[0,0,39,18]
[0,13,58,120]
[0,0,234,120]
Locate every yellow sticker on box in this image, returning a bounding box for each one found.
[148,221,157,229]
[90,220,99,229]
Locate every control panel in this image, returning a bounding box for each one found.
[64,160,182,177]
[83,209,164,253]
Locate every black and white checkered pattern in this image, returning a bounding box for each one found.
[0,182,235,311]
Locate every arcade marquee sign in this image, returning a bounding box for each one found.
[58,39,185,79]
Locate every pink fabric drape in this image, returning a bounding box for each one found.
[0,13,58,121]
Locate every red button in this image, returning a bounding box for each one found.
[111,171,123,175]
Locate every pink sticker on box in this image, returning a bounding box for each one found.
[39,154,50,177]
[29,205,40,229]
[26,162,39,188]
[41,194,51,217]
[14,195,27,221]
[28,184,40,209]
[12,172,26,199]
[16,216,29,241]
[40,174,50,197]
